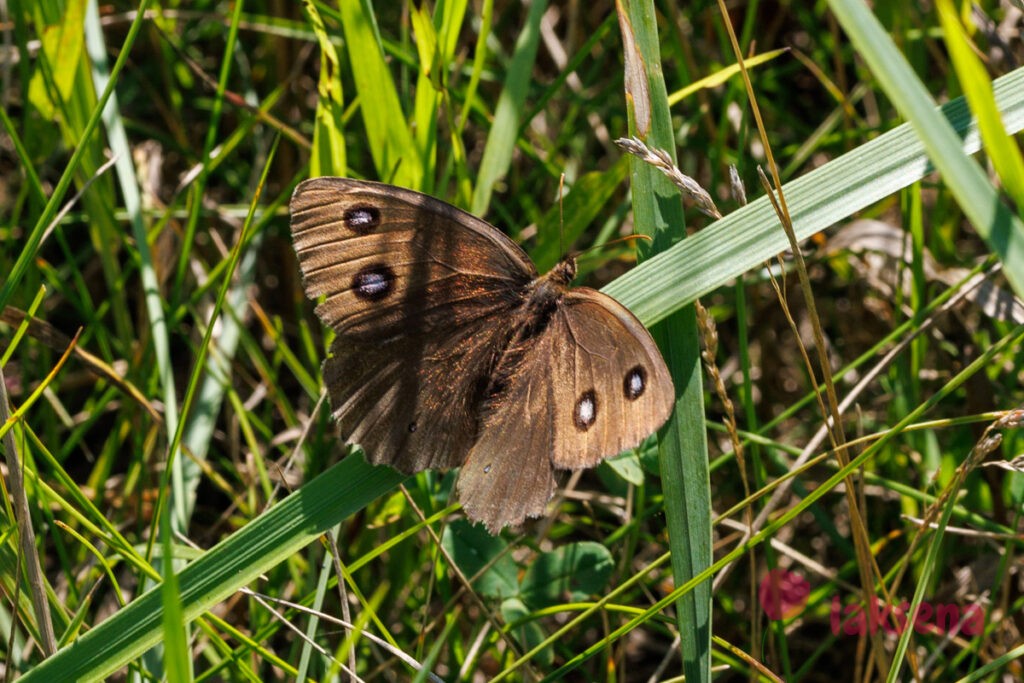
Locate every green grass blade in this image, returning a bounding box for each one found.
[410,4,440,189]
[171,0,244,300]
[936,0,1024,208]
[470,0,546,215]
[667,47,789,106]
[17,456,405,682]
[160,509,191,683]
[179,197,285,522]
[617,2,712,681]
[340,0,422,188]
[827,0,1024,297]
[0,103,44,202]
[82,0,186,533]
[603,67,1024,324]
[0,0,149,328]
[80,24,187,676]
[306,0,347,177]
[29,1,131,345]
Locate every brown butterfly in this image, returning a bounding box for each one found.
[290,177,674,532]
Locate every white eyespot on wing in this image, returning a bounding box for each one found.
[573,389,597,431]
[351,265,396,300]
[342,205,381,233]
[623,365,646,400]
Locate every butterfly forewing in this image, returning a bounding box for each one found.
[291,178,535,472]
[323,318,521,472]
[290,178,535,343]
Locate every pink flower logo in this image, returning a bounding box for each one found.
[759,569,810,620]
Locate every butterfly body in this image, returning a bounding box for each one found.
[480,257,574,398]
[290,177,674,532]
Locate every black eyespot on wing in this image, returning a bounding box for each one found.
[352,265,395,301]
[407,421,418,433]
[623,365,647,400]
[574,389,598,431]
[343,206,381,234]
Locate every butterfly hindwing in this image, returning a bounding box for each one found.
[456,288,674,531]
[547,289,675,469]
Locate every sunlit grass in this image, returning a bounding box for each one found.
[3,1,1024,681]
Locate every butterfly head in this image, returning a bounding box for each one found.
[548,256,577,287]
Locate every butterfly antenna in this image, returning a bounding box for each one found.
[575,233,653,261]
[558,173,566,258]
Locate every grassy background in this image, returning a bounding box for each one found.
[3,0,1024,680]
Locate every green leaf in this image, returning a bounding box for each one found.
[519,541,613,608]
[441,519,518,599]
[602,449,644,487]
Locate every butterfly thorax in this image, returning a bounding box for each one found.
[523,255,576,325]
[479,256,577,406]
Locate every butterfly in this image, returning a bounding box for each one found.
[290,177,674,532]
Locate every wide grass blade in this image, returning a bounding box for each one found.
[17,456,406,682]
[603,67,1024,322]
[617,2,712,681]
[827,0,1024,297]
